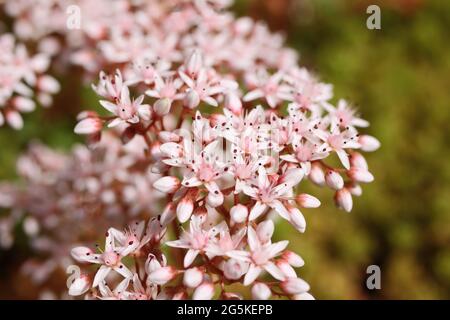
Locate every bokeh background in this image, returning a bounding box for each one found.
[1,0,449,299]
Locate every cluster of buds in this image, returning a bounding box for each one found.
[0,34,59,129]
[0,0,379,299]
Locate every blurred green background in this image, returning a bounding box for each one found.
[1,0,449,299]
[235,0,450,299]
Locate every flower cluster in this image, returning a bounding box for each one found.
[68,2,379,300]
[0,134,162,287]
[3,0,296,75]
[1,0,296,129]
[0,34,59,129]
[0,0,379,299]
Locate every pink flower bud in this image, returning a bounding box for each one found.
[348,168,374,183]
[69,275,90,296]
[309,163,325,186]
[288,207,306,233]
[148,266,177,285]
[256,220,274,243]
[186,50,202,77]
[37,75,60,93]
[158,131,180,143]
[206,190,224,207]
[296,193,321,208]
[153,98,172,116]
[192,282,215,300]
[348,183,362,196]
[77,110,97,120]
[153,176,180,193]
[177,196,194,223]
[349,152,368,170]
[184,89,200,109]
[6,111,23,130]
[281,251,305,268]
[183,268,203,288]
[251,283,271,300]
[160,202,176,226]
[230,204,248,224]
[223,259,248,280]
[325,170,344,190]
[280,277,310,295]
[335,188,353,212]
[234,17,253,35]
[74,117,102,135]
[293,292,315,300]
[145,254,163,274]
[359,135,380,152]
[224,92,242,115]
[13,97,35,112]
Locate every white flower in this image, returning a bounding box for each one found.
[166,215,227,267]
[242,167,304,222]
[229,222,288,286]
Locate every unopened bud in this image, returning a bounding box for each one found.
[230,204,248,224]
[251,283,271,300]
[280,277,310,295]
[359,135,380,152]
[309,163,325,186]
[148,266,177,285]
[183,268,203,288]
[192,282,214,300]
[335,188,353,212]
[325,170,344,190]
[184,89,200,109]
[153,176,180,193]
[295,193,321,208]
[348,168,374,183]
[154,98,172,116]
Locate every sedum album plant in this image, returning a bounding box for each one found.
[0,0,379,299]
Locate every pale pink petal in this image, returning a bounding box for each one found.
[243,264,262,286]
[336,149,350,169]
[263,261,286,281]
[184,249,200,268]
[249,201,268,221]
[93,265,111,287]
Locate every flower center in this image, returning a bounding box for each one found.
[102,251,120,267]
[190,232,209,250]
[198,163,215,182]
[118,103,136,120]
[296,146,313,162]
[259,188,274,204]
[328,134,343,149]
